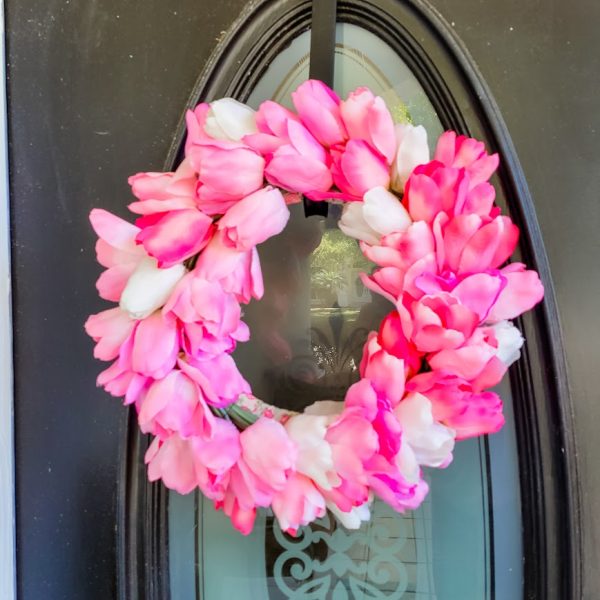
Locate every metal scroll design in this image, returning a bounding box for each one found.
[268,504,412,600]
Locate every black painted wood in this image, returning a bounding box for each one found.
[7,0,597,598]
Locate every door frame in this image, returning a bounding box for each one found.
[0,0,16,597]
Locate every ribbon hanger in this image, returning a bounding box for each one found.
[303,0,337,218]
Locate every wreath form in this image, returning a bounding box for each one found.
[86,80,544,535]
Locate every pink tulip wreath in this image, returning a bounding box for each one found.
[86,80,544,535]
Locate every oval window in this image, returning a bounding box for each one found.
[166,21,523,600]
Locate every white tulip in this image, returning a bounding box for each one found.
[391,124,429,193]
[119,257,186,320]
[203,98,258,141]
[285,414,341,490]
[338,186,412,244]
[490,320,524,367]
[395,393,455,468]
[328,500,371,529]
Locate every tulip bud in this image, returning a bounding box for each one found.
[120,257,186,319]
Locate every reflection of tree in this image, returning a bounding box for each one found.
[310,229,371,303]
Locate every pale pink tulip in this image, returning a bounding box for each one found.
[194,231,264,302]
[340,87,396,162]
[89,208,146,302]
[85,307,135,361]
[146,435,198,494]
[272,473,326,535]
[128,159,197,202]
[218,186,290,251]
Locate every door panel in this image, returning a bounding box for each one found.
[7,1,597,599]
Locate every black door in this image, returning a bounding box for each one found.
[8,1,598,598]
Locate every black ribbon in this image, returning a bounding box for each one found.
[303,0,337,218]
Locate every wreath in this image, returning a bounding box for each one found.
[86,80,544,535]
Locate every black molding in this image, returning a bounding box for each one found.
[121,1,581,598]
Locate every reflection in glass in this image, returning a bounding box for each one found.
[169,22,522,600]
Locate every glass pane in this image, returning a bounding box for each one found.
[169,23,522,600]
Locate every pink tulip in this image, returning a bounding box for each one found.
[178,354,250,408]
[135,208,214,268]
[146,435,199,495]
[487,263,544,322]
[291,79,347,147]
[128,159,197,202]
[404,161,497,223]
[331,140,391,201]
[184,103,211,154]
[137,369,212,439]
[89,208,146,302]
[85,307,136,361]
[272,473,326,535]
[407,371,505,439]
[218,186,290,251]
[164,273,247,357]
[94,358,150,406]
[194,231,264,303]
[428,327,507,391]
[378,310,422,375]
[401,293,480,353]
[130,311,179,379]
[359,332,406,406]
[188,139,265,215]
[434,131,499,188]
[246,107,333,196]
[340,87,396,162]
[244,100,300,153]
[240,418,297,491]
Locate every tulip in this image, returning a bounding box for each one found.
[434,130,499,188]
[218,186,290,251]
[390,124,430,193]
[202,98,258,141]
[119,257,186,319]
[135,208,214,268]
[340,87,396,162]
[395,392,455,468]
[272,473,327,535]
[487,320,524,366]
[291,79,347,147]
[285,414,340,490]
[189,140,265,214]
[331,140,390,201]
[338,186,412,244]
